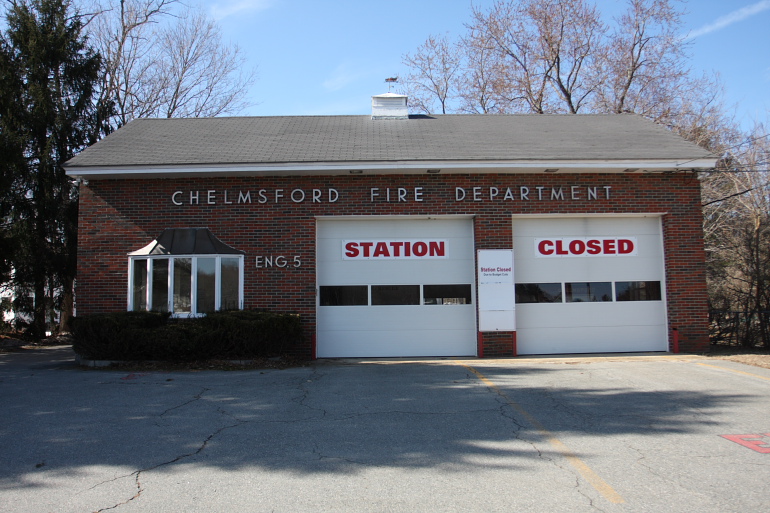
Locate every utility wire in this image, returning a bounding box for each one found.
[702,183,770,207]
[701,167,770,174]
[676,131,770,168]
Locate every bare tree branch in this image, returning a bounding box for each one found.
[401,34,461,114]
[80,0,255,126]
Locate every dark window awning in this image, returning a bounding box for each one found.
[129,228,244,256]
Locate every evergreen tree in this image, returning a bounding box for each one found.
[0,0,108,336]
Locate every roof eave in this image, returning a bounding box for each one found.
[65,158,717,180]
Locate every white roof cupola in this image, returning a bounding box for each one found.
[371,92,409,120]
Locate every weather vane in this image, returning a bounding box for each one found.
[385,77,398,92]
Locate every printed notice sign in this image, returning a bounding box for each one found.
[478,250,514,284]
[478,250,515,331]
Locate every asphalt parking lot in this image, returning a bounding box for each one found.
[1,347,769,513]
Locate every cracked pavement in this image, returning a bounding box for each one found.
[1,348,769,512]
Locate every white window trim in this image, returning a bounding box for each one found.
[128,254,244,317]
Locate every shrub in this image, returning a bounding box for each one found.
[73,312,170,360]
[72,310,304,361]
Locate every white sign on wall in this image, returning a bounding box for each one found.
[535,237,638,257]
[477,250,515,331]
[342,239,448,259]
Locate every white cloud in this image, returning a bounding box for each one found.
[686,0,770,40]
[209,0,273,21]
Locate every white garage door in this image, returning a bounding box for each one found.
[317,217,476,357]
[513,216,668,355]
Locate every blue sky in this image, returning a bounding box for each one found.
[210,0,769,129]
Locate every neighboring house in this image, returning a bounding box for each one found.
[0,282,41,331]
[63,93,717,358]
[0,284,14,325]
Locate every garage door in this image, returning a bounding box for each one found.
[317,217,476,357]
[513,216,668,355]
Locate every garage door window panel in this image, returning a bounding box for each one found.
[516,283,563,304]
[423,284,472,305]
[616,281,662,301]
[372,285,420,305]
[320,286,369,306]
[566,282,612,303]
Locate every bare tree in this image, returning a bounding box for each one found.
[401,34,461,115]
[84,0,176,126]
[464,0,605,114]
[82,0,254,126]
[467,0,553,113]
[404,0,728,126]
[455,24,512,113]
[594,0,687,115]
[150,8,252,118]
[592,0,728,146]
[528,0,605,113]
[703,124,770,346]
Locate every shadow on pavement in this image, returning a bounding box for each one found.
[0,347,750,491]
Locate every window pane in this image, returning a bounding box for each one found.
[565,282,612,303]
[151,259,169,312]
[132,259,147,311]
[516,283,562,304]
[173,258,192,313]
[616,281,662,301]
[423,284,472,305]
[197,258,216,313]
[220,257,240,310]
[371,285,420,305]
[320,286,368,306]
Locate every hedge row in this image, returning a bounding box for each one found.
[72,310,304,361]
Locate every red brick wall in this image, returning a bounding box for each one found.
[77,172,709,357]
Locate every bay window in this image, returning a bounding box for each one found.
[128,228,244,316]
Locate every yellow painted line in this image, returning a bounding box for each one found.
[695,362,770,382]
[456,361,625,504]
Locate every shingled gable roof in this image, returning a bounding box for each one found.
[64,114,716,178]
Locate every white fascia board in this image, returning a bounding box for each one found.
[512,212,668,219]
[316,214,476,221]
[64,158,717,179]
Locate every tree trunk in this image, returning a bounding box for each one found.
[60,277,75,334]
[32,275,46,339]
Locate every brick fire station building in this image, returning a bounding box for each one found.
[64,94,716,358]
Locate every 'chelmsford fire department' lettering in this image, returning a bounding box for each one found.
[343,240,448,259]
[535,237,637,257]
